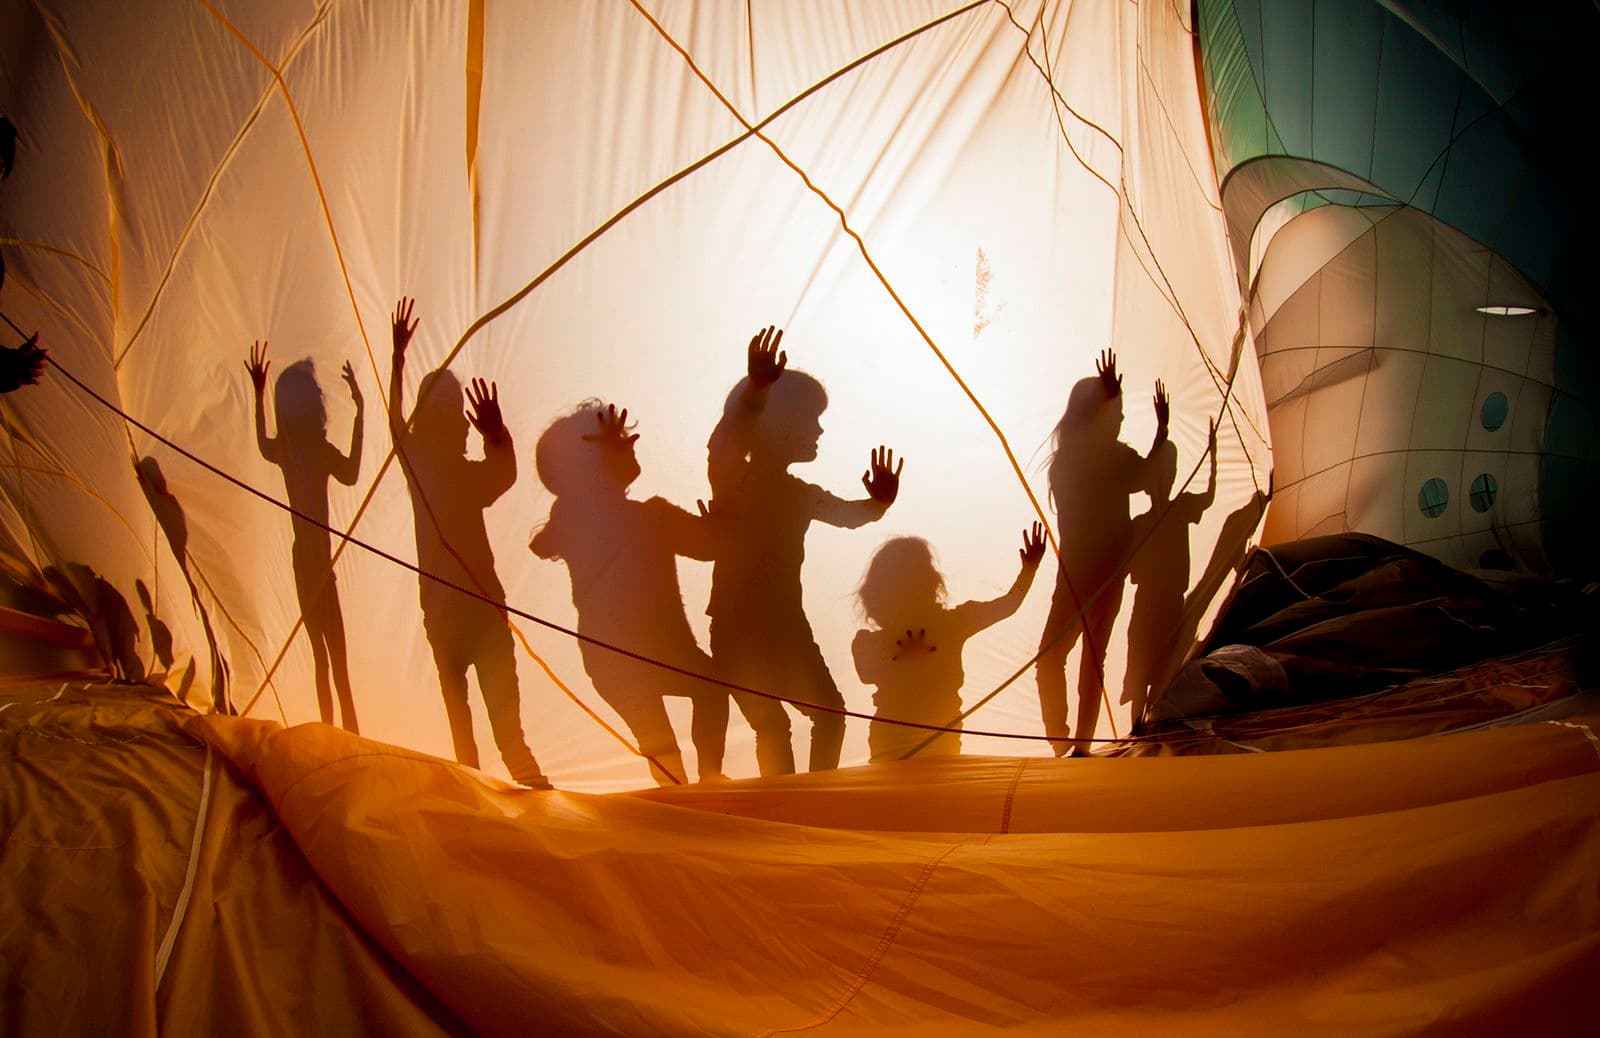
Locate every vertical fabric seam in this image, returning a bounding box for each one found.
[154,742,213,985]
[999,756,1029,833]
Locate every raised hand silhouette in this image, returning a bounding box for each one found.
[747,325,787,389]
[1020,521,1046,566]
[465,377,507,443]
[862,446,903,504]
[582,403,640,446]
[245,340,269,394]
[341,360,362,406]
[1095,348,1122,399]
[1153,379,1170,442]
[391,296,418,361]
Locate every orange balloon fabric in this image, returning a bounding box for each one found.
[186,711,1600,1035]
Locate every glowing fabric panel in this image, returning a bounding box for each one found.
[0,0,1263,788]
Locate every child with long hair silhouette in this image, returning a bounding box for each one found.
[854,524,1044,762]
[532,402,725,785]
[246,341,362,731]
[705,326,903,776]
[1037,349,1167,756]
[389,297,550,788]
[1121,421,1216,724]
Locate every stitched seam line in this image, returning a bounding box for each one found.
[764,837,980,1036]
[999,757,1029,833]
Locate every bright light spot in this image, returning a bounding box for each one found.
[1475,305,1538,316]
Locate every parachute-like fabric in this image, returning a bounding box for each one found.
[3,681,1596,1034]
[3,0,1598,1033]
[1,0,1261,784]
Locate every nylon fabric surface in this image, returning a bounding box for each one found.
[0,682,465,1036]
[184,709,1600,1035]
[0,0,1265,787]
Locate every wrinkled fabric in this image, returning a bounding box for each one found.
[181,707,1600,1036]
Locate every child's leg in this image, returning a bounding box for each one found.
[733,691,796,777]
[686,685,729,780]
[1036,574,1084,755]
[808,711,845,772]
[293,553,335,726]
[471,616,548,788]
[713,625,796,777]
[1072,586,1124,756]
[439,667,478,769]
[308,625,334,727]
[795,667,846,772]
[637,698,687,787]
[322,583,359,735]
[1121,585,1152,714]
[425,611,479,769]
[602,688,686,786]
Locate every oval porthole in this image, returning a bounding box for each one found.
[1470,473,1498,512]
[1479,549,1513,570]
[1480,391,1509,431]
[1418,477,1449,518]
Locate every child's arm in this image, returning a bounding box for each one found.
[244,339,281,464]
[852,628,891,685]
[953,522,1046,636]
[388,297,416,444]
[649,496,717,562]
[813,446,903,529]
[1131,379,1174,501]
[465,377,517,504]
[332,360,364,486]
[1150,378,1171,455]
[1190,419,1218,514]
[707,326,786,489]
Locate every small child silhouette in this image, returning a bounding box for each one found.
[1121,421,1216,723]
[854,524,1044,762]
[246,341,363,732]
[389,297,549,788]
[531,401,726,785]
[705,326,904,776]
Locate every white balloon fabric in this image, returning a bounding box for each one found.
[0,0,1266,789]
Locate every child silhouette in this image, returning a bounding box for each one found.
[246,341,363,732]
[705,326,903,776]
[389,297,549,788]
[1121,421,1216,724]
[531,401,726,785]
[1037,349,1167,756]
[854,524,1044,762]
